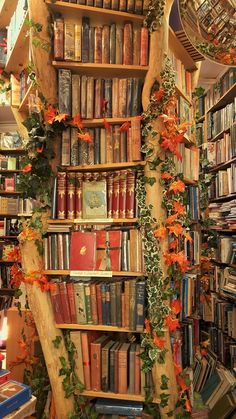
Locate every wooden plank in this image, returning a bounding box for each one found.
[52,61,149,77]
[206,83,236,113]
[0,0,18,28]
[44,270,144,276]
[48,218,138,224]
[56,324,139,332]
[5,13,29,73]
[65,161,145,171]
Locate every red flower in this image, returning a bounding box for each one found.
[23,164,32,173]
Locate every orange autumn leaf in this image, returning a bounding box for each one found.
[185,397,192,412]
[159,114,178,124]
[174,363,182,376]
[154,225,167,240]
[168,179,185,194]
[169,239,178,250]
[161,172,173,180]
[37,145,44,153]
[77,132,92,143]
[173,201,185,215]
[54,113,68,123]
[166,213,178,224]
[134,115,143,121]
[144,318,151,334]
[165,315,180,332]
[72,114,83,129]
[153,334,165,349]
[170,299,181,315]
[168,223,183,236]
[154,87,165,101]
[178,376,190,393]
[44,105,57,124]
[119,121,130,132]
[23,163,32,173]
[103,118,111,131]
[175,251,189,272]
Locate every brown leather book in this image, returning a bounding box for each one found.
[66,283,77,323]
[115,26,123,65]
[107,172,114,218]
[131,118,141,161]
[129,229,138,271]
[120,131,127,162]
[127,127,132,162]
[103,0,111,7]
[94,78,103,118]
[129,343,136,393]
[119,0,127,11]
[94,27,103,63]
[118,79,127,118]
[134,343,141,394]
[58,282,72,324]
[110,23,116,64]
[142,0,149,14]
[86,76,94,118]
[96,282,103,324]
[89,26,95,62]
[57,172,67,219]
[70,331,85,384]
[140,26,148,66]
[124,280,130,328]
[61,128,71,166]
[80,75,87,119]
[49,283,64,324]
[70,128,79,166]
[101,340,115,391]
[90,282,98,324]
[133,27,141,65]
[112,171,120,219]
[129,279,136,329]
[66,172,76,220]
[113,125,121,163]
[123,22,133,65]
[111,0,119,8]
[121,292,125,327]
[112,78,119,117]
[114,342,122,393]
[91,335,109,391]
[100,128,106,164]
[102,25,110,64]
[81,331,99,390]
[53,18,64,60]
[134,0,143,14]
[118,342,130,393]
[64,22,75,61]
[75,172,83,219]
[75,23,82,61]
[119,170,127,218]
[72,74,81,117]
[105,127,113,163]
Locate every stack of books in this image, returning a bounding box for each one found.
[50,277,145,330]
[208,201,236,229]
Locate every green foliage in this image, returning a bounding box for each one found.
[192,87,205,98]
[160,392,170,408]
[52,335,62,348]
[144,0,166,32]
[160,374,169,390]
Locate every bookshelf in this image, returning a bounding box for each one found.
[52,61,149,76]
[65,161,146,171]
[4,13,29,73]
[44,270,144,276]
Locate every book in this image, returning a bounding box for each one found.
[81,331,99,390]
[82,17,90,62]
[74,282,87,324]
[58,69,72,116]
[82,179,107,218]
[118,342,130,393]
[70,331,85,385]
[69,231,96,270]
[0,381,31,417]
[53,18,64,60]
[58,282,72,323]
[64,22,75,60]
[50,283,64,324]
[101,339,115,392]
[91,335,109,391]
[96,230,122,271]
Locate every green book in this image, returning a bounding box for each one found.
[84,283,93,324]
[74,282,87,324]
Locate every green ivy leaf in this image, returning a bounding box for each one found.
[52,336,62,349]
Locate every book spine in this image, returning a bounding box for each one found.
[110,282,117,326]
[58,282,72,324]
[94,78,103,119]
[104,79,112,118]
[51,177,57,219]
[111,0,119,9]
[127,0,135,12]
[66,172,75,220]
[105,283,111,325]
[84,283,93,324]
[134,345,141,394]
[75,173,83,218]
[140,27,148,66]
[105,127,113,163]
[50,283,64,324]
[64,23,75,61]
[116,281,122,327]
[57,233,64,270]
[120,131,127,162]
[126,169,135,218]
[119,170,127,218]
[53,18,64,60]
[90,282,98,325]
[119,0,127,11]
[134,0,143,14]
[96,283,103,324]
[75,23,82,62]
[115,27,123,65]
[94,27,103,64]
[102,25,110,64]
[86,77,94,118]
[133,28,141,66]
[89,27,95,62]
[112,171,120,219]
[131,118,142,161]
[66,283,77,323]
[70,128,79,166]
[126,78,133,117]
[91,341,103,391]
[58,69,72,116]
[129,279,136,330]
[57,172,67,219]
[94,0,102,6]
[72,74,81,116]
[81,332,91,390]
[80,75,87,119]
[118,79,127,118]
[101,283,107,324]
[124,280,130,328]
[113,125,121,163]
[82,17,90,63]
[118,347,128,393]
[94,128,101,164]
[61,128,71,166]
[107,172,114,218]
[123,22,133,65]
[135,281,145,332]
[110,23,116,64]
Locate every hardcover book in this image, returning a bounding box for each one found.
[82,180,107,219]
[69,231,97,270]
[96,230,122,271]
[0,381,31,417]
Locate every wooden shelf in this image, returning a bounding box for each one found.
[52,61,148,76]
[209,193,236,203]
[0,288,15,295]
[203,227,236,233]
[18,83,35,113]
[0,191,22,196]
[56,323,140,332]
[209,123,235,143]
[211,259,236,269]
[45,0,145,23]
[0,0,18,28]
[0,149,26,155]
[198,115,205,123]
[208,157,236,173]
[175,85,192,105]
[0,169,23,174]
[48,218,138,225]
[0,260,15,264]
[44,270,144,276]
[0,236,18,239]
[65,161,145,172]
[188,264,200,271]
[81,117,143,127]
[5,13,29,73]
[169,28,197,71]
[184,178,198,185]
[206,83,236,114]
[82,390,156,402]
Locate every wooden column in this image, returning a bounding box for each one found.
[142,0,179,415]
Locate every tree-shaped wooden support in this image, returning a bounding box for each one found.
[142,0,178,416]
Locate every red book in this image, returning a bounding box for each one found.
[123,22,133,65]
[58,282,72,324]
[66,172,76,220]
[134,344,141,394]
[57,172,67,220]
[69,231,96,270]
[91,335,109,391]
[54,18,64,60]
[119,170,127,218]
[96,283,103,324]
[140,27,148,66]
[81,331,99,390]
[66,283,77,323]
[49,283,64,324]
[107,172,114,218]
[131,119,141,161]
[112,171,120,219]
[90,282,98,325]
[96,230,122,271]
[126,170,135,219]
[75,173,83,219]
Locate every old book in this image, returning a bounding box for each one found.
[84,283,93,324]
[124,280,130,328]
[61,128,71,166]
[100,283,106,323]
[90,282,98,324]
[87,129,95,165]
[70,128,79,166]
[102,25,110,63]
[140,27,148,66]
[75,173,83,219]
[112,78,119,117]
[105,128,113,163]
[110,23,116,64]
[108,341,120,392]
[131,78,142,116]
[111,0,119,9]
[86,77,94,118]
[134,344,141,394]
[116,281,122,327]
[140,348,146,395]
[69,231,97,270]
[89,26,95,62]
[50,283,64,324]
[80,75,87,119]
[58,282,71,323]
[118,79,127,118]
[91,335,109,391]
[96,230,122,271]
[58,69,72,116]
[96,282,103,324]
[112,171,120,219]
[78,137,89,164]
[129,279,136,329]
[70,331,85,384]
[53,18,64,60]
[57,172,67,220]
[82,179,107,218]
[64,234,70,270]
[82,17,90,62]
[94,127,100,164]
[81,331,99,390]
[126,78,133,117]
[94,27,103,63]
[115,26,123,65]
[134,0,143,14]
[66,172,76,220]
[126,170,135,218]
[130,118,141,161]
[119,170,127,218]
[74,282,87,324]
[105,283,111,325]
[102,340,115,391]
[129,343,136,393]
[75,23,82,61]
[67,283,77,323]
[135,281,145,332]
[142,0,149,13]
[104,79,112,118]
[94,0,102,6]
[94,78,103,118]
[119,0,127,11]
[107,172,113,218]
[103,0,111,7]
[123,23,133,65]
[87,0,94,6]
[72,74,81,116]
[133,28,141,66]
[57,233,64,270]
[120,131,127,162]
[129,229,139,271]
[118,343,130,393]
[121,231,129,271]
[100,128,106,164]
[110,282,117,326]
[64,22,75,61]
[113,125,120,163]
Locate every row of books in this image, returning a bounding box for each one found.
[208,201,236,229]
[174,145,199,182]
[53,170,138,220]
[195,120,205,146]
[54,18,149,66]
[210,266,236,298]
[60,0,148,14]
[203,126,236,167]
[174,318,200,369]
[0,295,13,311]
[0,156,24,171]
[168,49,192,99]
[0,197,33,216]
[0,266,12,290]
[209,164,236,199]
[207,101,235,140]
[50,278,145,330]
[204,68,236,111]
[0,219,20,237]
[44,229,143,272]
[211,293,236,339]
[179,273,200,319]
[196,95,205,118]
[61,121,142,167]
[209,326,236,368]
[69,330,149,394]
[212,235,236,264]
[0,175,18,193]
[58,70,143,118]
[0,132,23,151]
[6,0,28,61]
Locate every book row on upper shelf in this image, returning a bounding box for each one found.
[50,276,145,330]
[57,0,148,14]
[208,163,236,200]
[202,125,236,167]
[206,99,235,141]
[0,174,20,193]
[0,155,24,171]
[58,70,143,119]
[168,48,193,100]
[0,197,33,216]
[54,18,149,66]
[61,122,141,167]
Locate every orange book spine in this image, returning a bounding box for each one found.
[90,283,98,325]
[134,345,141,394]
[140,27,148,66]
[81,332,91,390]
[131,119,141,161]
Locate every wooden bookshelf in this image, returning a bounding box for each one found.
[44,270,144,276]
[18,83,35,113]
[183,178,198,185]
[82,390,158,403]
[5,13,29,73]
[208,157,236,173]
[0,149,26,155]
[48,218,138,225]
[55,323,139,332]
[209,193,236,203]
[80,117,143,127]
[65,161,146,172]
[198,115,205,123]
[45,0,145,23]
[0,169,23,174]
[175,85,192,105]
[0,0,18,27]
[0,191,22,195]
[52,61,149,76]
[209,125,232,143]
[0,236,18,239]
[206,83,236,114]
[0,288,15,295]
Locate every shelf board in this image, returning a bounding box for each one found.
[45,0,145,23]
[5,13,29,73]
[209,123,235,143]
[0,169,23,174]
[64,161,145,172]
[56,323,140,332]
[175,85,192,105]
[169,28,197,71]
[48,218,138,224]
[206,83,236,114]
[52,61,148,76]
[82,390,157,402]
[0,236,18,239]
[18,83,35,113]
[0,0,18,28]
[0,191,22,196]
[0,288,15,295]
[184,178,198,185]
[209,193,236,203]
[198,115,205,123]
[208,157,236,173]
[81,117,143,127]
[0,149,26,155]
[44,270,144,276]
[211,259,236,269]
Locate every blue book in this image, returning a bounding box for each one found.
[200,370,221,404]
[0,380,31,417]
[95,398,143,416]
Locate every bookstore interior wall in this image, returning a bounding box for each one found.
[0,0,236,418]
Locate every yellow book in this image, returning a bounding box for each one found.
[75,23,81,62]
